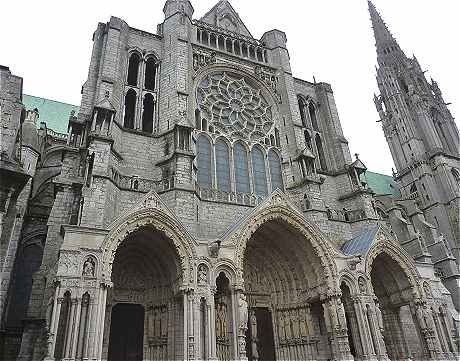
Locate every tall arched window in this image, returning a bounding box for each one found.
[252,147,268,196]
[197,135,212,188]
[142,93,154,133]
[268,150,283,191]
[6,239,44,329]
[124,89,136,129]
[144,57,157,90]
[195,109,201,130]
[298,96,307,127]
[234,142,250,193]
[309,102,319,131]
[215,139,230,192]
[315,134,327,171]
[127,53,140,86]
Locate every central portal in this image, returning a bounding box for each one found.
[108,304,144,361]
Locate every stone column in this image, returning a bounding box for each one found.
[236,291,248,361]
[70,297,82,359]
[323,295,354,361]
[208,289,218,361]
[45,291,62,361]
[413,302,440,360]
[93,283,108,360]
[187,291,196,360]
[63,297,77,359]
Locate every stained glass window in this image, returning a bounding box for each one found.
[197,135,212,188]
[215,140,231,192]
[234,142,250,193]
[252,147,268,196]
[268,150,283,191]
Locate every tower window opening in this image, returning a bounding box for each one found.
[123,89,136,129]
[144,58,157,90]
[141,93,154,133]
[309,102,319,131]
[127,53,140,86]
[315,134,327,171]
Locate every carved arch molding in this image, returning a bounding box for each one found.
[102,209,196,287]
[231,203,339,291]
[365,233,424,300]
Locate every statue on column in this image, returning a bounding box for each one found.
[238,293,248,334]
[250,310,259,361]
[375,301,385,335]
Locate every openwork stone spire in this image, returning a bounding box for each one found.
[368,1,405,64]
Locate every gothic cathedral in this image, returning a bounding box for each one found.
[0,1,458,360]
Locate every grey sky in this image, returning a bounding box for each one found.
[1,0,458,175]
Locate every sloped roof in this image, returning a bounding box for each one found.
[341,225,380,256]
[364,170,399,196]
[23,94,79,134]
[200,0,253,38]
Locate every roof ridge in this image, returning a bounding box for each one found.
[24,94,79,108]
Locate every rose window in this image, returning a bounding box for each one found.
[197,72,274,141]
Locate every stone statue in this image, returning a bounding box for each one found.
[250,310,259,360]
[416,305,427,330]
[336,299,347,331]
[375,301,384,332]
[82,257,95,277]
[358,277,367,293]
[238,293,248,334]
[198,264,208,284]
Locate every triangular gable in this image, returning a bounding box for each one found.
[220,189,302,242]
[200,0,253,38]
[350,158,367,171]
[107,189,188,236]
[95,96,116,112]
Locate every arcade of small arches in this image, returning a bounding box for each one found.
[43,208,458,361]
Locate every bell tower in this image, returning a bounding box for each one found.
[369,0,460,261]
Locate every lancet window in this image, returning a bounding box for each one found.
[196,135,283,196]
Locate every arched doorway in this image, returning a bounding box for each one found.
[105,226,184,361]
[370,252,423,360]
[241,219,346,361]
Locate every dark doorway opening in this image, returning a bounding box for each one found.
[108,303,144,361]
[247,307,276,361]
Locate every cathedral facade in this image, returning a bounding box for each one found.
[0,1,459,360]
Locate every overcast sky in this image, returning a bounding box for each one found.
[1,0,458,175]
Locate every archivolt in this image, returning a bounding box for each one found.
[232,203,339,291]
[365,233,423,300]
[101,208,196,287]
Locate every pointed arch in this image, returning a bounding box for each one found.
[127,53,140,86]
[123,88,136,129]
[309,102,319,131]
[315,134,327,171]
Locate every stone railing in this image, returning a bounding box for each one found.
[326,208,366,222]
[109,167,175,193]
[196,186,265,207]
[47,128,68,142]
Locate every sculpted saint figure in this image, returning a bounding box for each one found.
[238,294,248,333]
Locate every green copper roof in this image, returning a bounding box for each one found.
[23,94,79,134]
[364,170,399,196]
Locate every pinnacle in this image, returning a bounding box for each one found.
[368,1,405,63]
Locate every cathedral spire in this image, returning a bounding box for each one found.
[368,1,405,63]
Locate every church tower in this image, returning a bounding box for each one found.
[369,1,460,262]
